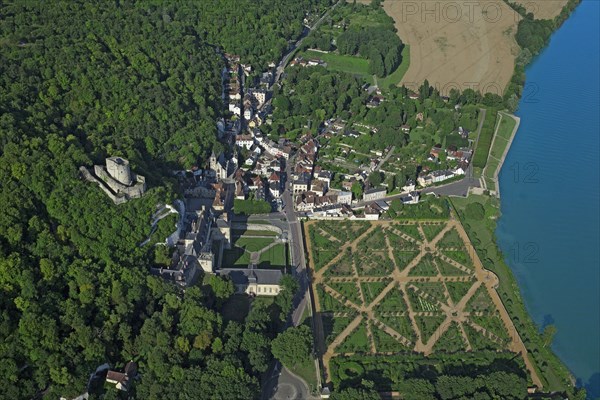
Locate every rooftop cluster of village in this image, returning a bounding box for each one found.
[81,43,479,298]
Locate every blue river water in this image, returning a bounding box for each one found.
[496,0,600,397]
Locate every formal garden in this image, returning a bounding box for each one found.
[305,218,521,390]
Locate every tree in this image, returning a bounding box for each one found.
[204,274,234,305]
[271,325,313,368]
[368,171,383,187]
[274,275,299,321]
[351,181,364,200]
[330,385,380,400]
[397,378,436,400]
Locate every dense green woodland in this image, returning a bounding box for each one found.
[336,27,403,78]
[0,1,322,398]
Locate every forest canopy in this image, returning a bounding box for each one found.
[0,1,322,398]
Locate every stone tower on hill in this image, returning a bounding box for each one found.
[80,156,146,204]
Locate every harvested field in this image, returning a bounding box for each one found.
[382,0,522,95]
[514,0,568,20]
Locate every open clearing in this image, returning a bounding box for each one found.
[303,50,373,83]
[306,217,542,388]
[382,0,521,95]
[514,0,568,20]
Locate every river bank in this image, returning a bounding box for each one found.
[496,0,600,397]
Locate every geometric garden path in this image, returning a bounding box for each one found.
[305,213,543,389]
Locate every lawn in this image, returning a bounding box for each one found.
[415,315,446,343]
[393,223,422,241]
[482,112,518,191]
[328,281,362,306]
[472,108,499,169]
[303,50,373,83]
[437,228,464,248]
[234,237,275,252]
[222,246,251,267]
[232,229,277,237]
[372,324,408,352]
[258,243,287,269]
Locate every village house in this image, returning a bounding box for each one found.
[212,182,226,211]
[363,187,387,202]
[248,88,267,107]
[342,180,355,192]
[235,179,246,200]
[364,203,382,220]
[243,106,253,120]
[293,175,310,194]
[402,179,416,192]
[446,147,473,162]
[401,191,421,205]
[311,181,326,196]
[106,361,137,392]
[316,170,332,186]
[235,134,254,149]
[329,190,352,205]
[418,170,456,187]
[268,181,280,199]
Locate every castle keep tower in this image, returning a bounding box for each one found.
[106,157,133,186]
[80,156,146,204]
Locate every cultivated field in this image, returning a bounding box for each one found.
[382,0,522,95]
[305,218,542,387]
[514,0,568,20]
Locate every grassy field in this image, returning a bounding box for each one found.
[473,109,500,169]
[303,45,410,89]
[483,112,518,191]
[303,50,373,83]
[234,237,274,252]
[222,232,282,268]
[378,45,410,89]
[258,243,287,269]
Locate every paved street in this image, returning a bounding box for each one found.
[261,362,319,400]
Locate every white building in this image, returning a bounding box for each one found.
[219,268,283,296]
[229,103,241,116]
[363,187,386,202]
[235,134,254,149]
